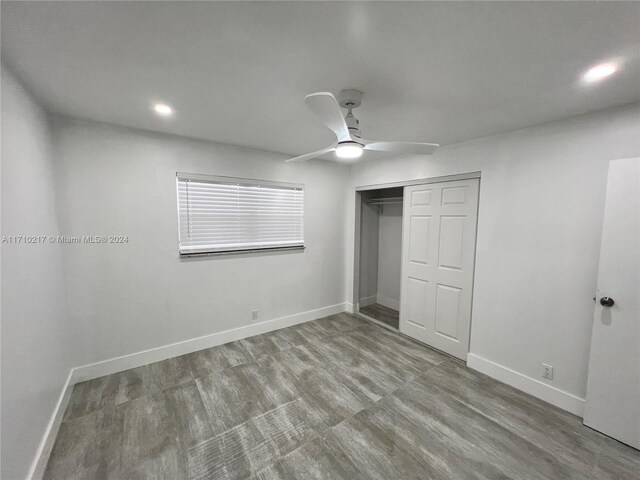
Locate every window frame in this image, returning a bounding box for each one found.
[176,172,305,257]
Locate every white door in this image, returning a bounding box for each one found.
[400,179,479,360]
[584,158,640,449]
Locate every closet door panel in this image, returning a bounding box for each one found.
[400,179,479,360]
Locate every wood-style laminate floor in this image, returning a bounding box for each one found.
[45,313,639,479]
[359,303,400,329]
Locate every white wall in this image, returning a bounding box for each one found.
[50,117,349,365]
[346,104,640,402]
[1,68,74,480]
[376,202,402,310]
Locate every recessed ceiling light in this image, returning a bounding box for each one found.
[335,142,363,159]
[153,103,175,117]
[583,63,618,83]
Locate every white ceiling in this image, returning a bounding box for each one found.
[2,1,639,158]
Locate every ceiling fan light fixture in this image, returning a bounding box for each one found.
[285,91,438,163]
[335,142,363,159]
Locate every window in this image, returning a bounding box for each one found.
[176,173,304,255]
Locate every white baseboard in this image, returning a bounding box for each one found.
[29,301,349,479]
[72,302,349,383]
[467,353,585,417]
[27,370,74,480]
[358,295,377,308]
[376,295,399,311]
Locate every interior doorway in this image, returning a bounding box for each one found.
[584,157,640,449]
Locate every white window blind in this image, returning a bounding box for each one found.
[177,173,304,255]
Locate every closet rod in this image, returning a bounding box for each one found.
[367,196,403,205]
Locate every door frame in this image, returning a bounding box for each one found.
[352,171,482,356]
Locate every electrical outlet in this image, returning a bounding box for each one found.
[542,364,554,380]
[252,310,258,321]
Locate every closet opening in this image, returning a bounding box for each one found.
[353,172,481,361]
[356,187,404,330]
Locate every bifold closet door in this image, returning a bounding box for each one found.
[399,179,479,360]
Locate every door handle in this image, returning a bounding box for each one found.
[600,297,615,307]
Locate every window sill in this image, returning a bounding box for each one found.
[179,245,305,257]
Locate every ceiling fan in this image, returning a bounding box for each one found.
[286,89,439,162]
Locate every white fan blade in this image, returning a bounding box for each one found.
[304,92,351,142]
[364,141,439,155]
[285,145,335,162]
